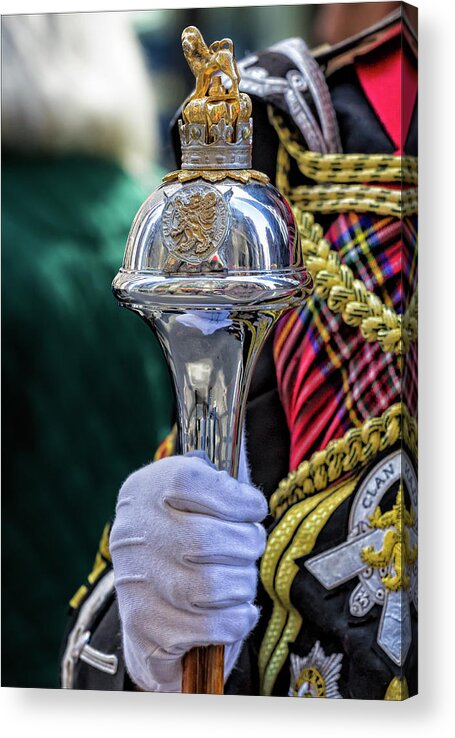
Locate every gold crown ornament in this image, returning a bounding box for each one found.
[178,26,253,170]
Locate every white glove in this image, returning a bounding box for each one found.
[109,448,268,692]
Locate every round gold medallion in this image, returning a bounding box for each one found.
[294,667,326,698]
[161,184,229,264]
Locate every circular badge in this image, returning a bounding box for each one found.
[288,643,343,699]
[161,183,229,264]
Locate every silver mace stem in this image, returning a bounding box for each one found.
[112,26,313,695]
[114,179,312,476]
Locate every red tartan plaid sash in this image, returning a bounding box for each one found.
[274,211,417,472]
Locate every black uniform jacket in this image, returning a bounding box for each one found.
[61,11,418,699]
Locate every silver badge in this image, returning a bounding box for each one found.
[288,641,343,698]
[305,450,417,666]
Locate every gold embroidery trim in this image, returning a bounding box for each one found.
[361,485,418,592]
[270,402,417,522]
[163,169,269,185]
[259,476,358,695]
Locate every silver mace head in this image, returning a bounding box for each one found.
[113,26,313,477]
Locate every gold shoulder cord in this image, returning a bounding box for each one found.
[270,109,418,216]
[270,402,417,522]
[268,109,418,361]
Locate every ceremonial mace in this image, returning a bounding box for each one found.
[113,26,312,694]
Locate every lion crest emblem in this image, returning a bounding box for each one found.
[161,184,229,264]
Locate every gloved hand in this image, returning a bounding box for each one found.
[109,447,268,692]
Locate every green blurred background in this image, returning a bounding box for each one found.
[1,4,316,690]
[134,5,316,170]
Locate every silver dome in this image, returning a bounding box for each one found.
[113,178,312,312]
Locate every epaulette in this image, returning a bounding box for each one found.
[237,37,341,154]
[236,7,415,157]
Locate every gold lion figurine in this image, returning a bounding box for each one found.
[181,26,240,102]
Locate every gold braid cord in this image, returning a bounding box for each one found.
[295,210,418,357]
[271,109,418,216]
[260,479,357,695]
[286,182,417,217]
[268,110,418,357]
[270,402,417,521]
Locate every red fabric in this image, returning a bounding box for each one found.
[355,39,417,154]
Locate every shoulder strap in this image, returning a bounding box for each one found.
[238,37,341,154]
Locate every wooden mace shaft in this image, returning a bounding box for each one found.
[182,645,225,694]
